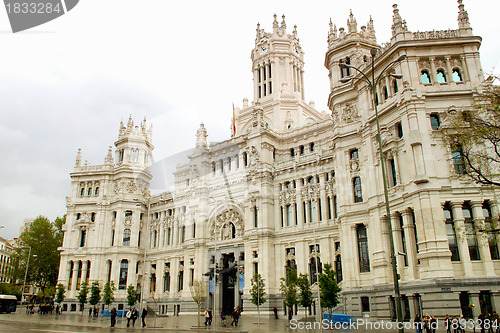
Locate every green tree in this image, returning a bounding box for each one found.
[0,283,21,299]
[297,273,313,319]
[126,285,137,307]
[442,75,500,186]
[55,283,65,304]
[318,263,341,314]
[250,274,266,306]
[102,281,116,308]
[10,215,64,300]
[89,281,101,307]
[76,282,89,313]
[280,267,298,319]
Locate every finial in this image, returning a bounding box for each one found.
[105,146,114,165]
[347,9,357,33]
[457,0,470,29]
[280,14,287,33]
[292,24,297,37]
[75,148,82,168]
[367,15,376,40]
[391,4,407,36]
[273,13,279,33]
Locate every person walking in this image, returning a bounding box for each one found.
[231,308,240,326]
[141,307,148,328]
[126,308,132,327]
[204,308,210,326]
[110,307,117,327]
[273,307,278,319]
[88,307,92,317]
[414,314,422,333]
[132,308,138,327]
[220,311,227,327]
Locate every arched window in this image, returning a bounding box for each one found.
[421,70,431,84]
[299,145,305,155]
[290,148,295,157]
[393,79,399,94]
[383,86,388,100]
[123,229,131,246]
[357,224,370,272]
[353,177,363,203]
[350,149,359,160]
[91,212,96,222]
[87,188,92,196]
[80,229,86,247]
[118,260,128,289]
[229,222,236,239]
[452,68,463,82]
[80,188,85,197]
[437,69,447,83]
[310,142,315,152]
[94,187,99,196]
[76,213,81,220]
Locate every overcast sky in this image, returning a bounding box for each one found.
[0,0,498,239]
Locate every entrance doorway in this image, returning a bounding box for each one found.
[220,253,237,315]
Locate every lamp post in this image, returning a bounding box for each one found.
[339,47,406,333]
[21,247,37,304]
[136,198,151,310]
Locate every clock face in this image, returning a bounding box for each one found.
[259,44,268,55]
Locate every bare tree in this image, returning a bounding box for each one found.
[190,279,208,328]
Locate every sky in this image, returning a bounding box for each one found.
[0,0,499,240]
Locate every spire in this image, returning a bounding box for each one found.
[457,0,471,29]
[280,14,287,32]
[292,24,298,39]
[347,9,357,33]
[391,4,407,36]
[256,22,262,41]
[75,148,81,168]
[141,116,147,133]
[127,114,133,131]
[272,13,279,34]
[367,15,376,39]
[328,19,337,46]
[105,146,114,165]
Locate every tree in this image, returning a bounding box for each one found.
[76,282,89,313]
[102,281,116,309]
[190,279,208,328]
[55,283,65,304]
[10,215,64,300]
[442,76,500,186]
[89,281,101,308]
[0,283,21,299]
[126,285,137,307]
[297,273,313,319]
[280,267,298,319]
[250,274,266,324]
[318,263,341,314]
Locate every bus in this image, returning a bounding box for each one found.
[0,295,17,313]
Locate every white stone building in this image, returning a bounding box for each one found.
[0,237,13,283]
[58,2,500,320]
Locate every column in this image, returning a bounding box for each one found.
[459,55,470,82]
[392,213,404,274]
[81,261,89,286]
[401,210,416,280]
[471,201,496,276]
[297,179,305,227]
[66,261,72,291]
[450,202,474,277]
[319,174,328,223]
[429,57,437,85]
[71,262,79,293]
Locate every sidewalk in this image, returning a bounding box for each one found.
[0,309,291,332]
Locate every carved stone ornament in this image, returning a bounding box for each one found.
[342,102,359,123]
[124,216,133,226]
[195,123,208,148]
[209,208,244,241]
[325,180,336,195]
[301,184,320,200]
[279,189,296,205]
[285,252,296,261]
[126,180,138,193]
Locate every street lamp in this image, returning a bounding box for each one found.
[135,198,151,309]
[339,47,406,332]
[21,247,37,304]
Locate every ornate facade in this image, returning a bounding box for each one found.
[58,1,500,320]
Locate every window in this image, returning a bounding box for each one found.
[228,157,232,171]
[309,256,322,284]
[123,229,131,246]
[220,159,224,173]
[452,144,466,175]
[463,202,480,261]
[111,229,115,246]
[94,187,99,196]
[430,113,440,130]
[286,204,293,226]
[153,230,158,247]
[164,264,171,292]
[167,228,171,246]
[421,70,431,84]
[483,201,499,260]
[333,196,338,218]
[310,142,315,152]
[290,148,295,157]
[119,260,128,289]
[80,188,85,197]
[393,79,399,94]
[399,214,408,266]
[340,57,351,78]
[357,224,370,272]
[138,231,141,247]
[437,69,447,83]
[254,206,258,228]
[178,269,184,292]
[212,162,216,174]
[452,68,463,82]
[335,254,342,282]
[383,86,388,100]
[118,149,124,162]
[361,297,370,312]
[389,158,397,187]
[397,122,403,138]
[299,145,305,155]
[443,203,460,261]
[192,222,196,238]
[125,210,133,218]
[91,212,96,222]
[80,229,86,247]
[353,177,363,203]
[243,152,248,166]
[350,149,359,160]
[87,188,92,196]
[181,226,185,243]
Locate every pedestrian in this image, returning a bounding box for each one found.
[430,316,437,333]
[141,307,148,327]
[132,308,138,327]
[492,311,499,333]
[423,313,431,333]
[273,307,278,319]
[231,307,240,326]
[110,307,117,327]
[220,311,227,327]
[208,308,212,326]
[89,307,92,317]
[204,308,210,326]
[126,308,132,327]
[414,314,422,333]
[94,306,98,317]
